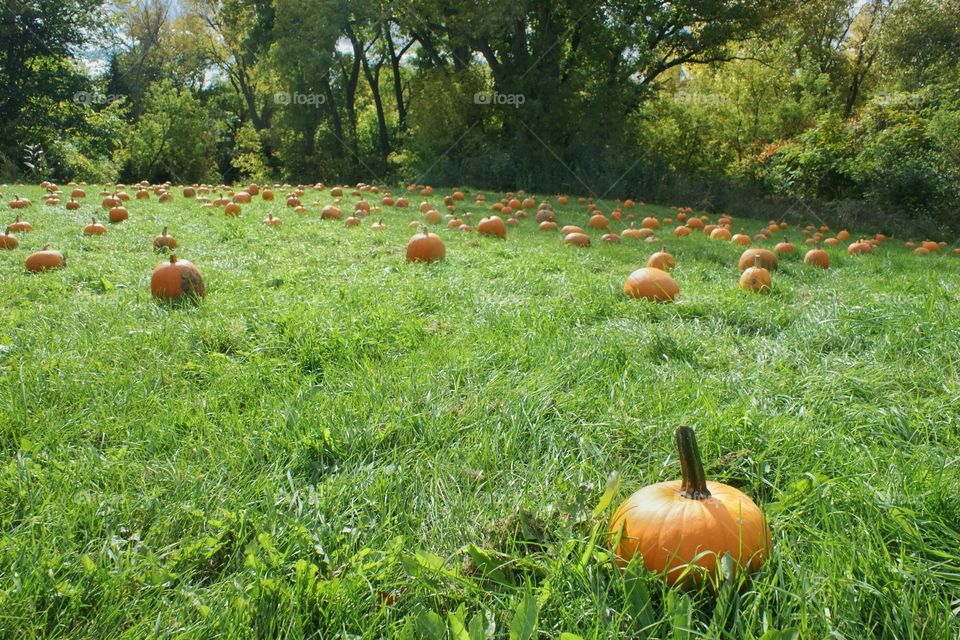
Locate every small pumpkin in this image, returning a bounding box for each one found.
[371,219,387,231]
[804,246,829,269]
[640,216,660,230]
[623,267,679,302]
[538,221,558,232]
[709,227,732,241]
[564,232,591,247]
[588,213,609,229]
[263,213,282,227]
[321,205,342,220]
[731,229,751,246]
[151,255,205,301]
[739,255,771,293]
[424,209,443,224]
[84,217,107,236]
[773,237,795,254]
[673,225,691,237]
[66,198,81,210]
[406,228,446,263]
[477,216,506,239]
[109,205,129,222]
[224,202,242,216]
[153,227,177,249]
[601,233,621,243]
[0,227,18,249]
[646,251,676,271]
[25,245,66,272]
[610,426,770,588]
[847,240,873,255]
[738,249,777,271]
[8,216,32,232]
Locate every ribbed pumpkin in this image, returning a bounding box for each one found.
[848,240,873,255]
[564,232,591,247]
[601,233,621,243]
[321,205,343,219]
[84,217,107,236]
[109,205,129,222]
[640,217,660,230]
[623,267,679,302]
[610,426,770,588]
[8,216,32,232]
[731,229,751,246]
[151,255,205,301]
[153,227,178,249]
[773,237,795,254]
[710,227,732,241]
[406,229,446,263]
[673,225,691,237]
[25,246,66,272]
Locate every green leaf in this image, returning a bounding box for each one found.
[667,590,692,640]
[759,630,799,640]
[448,609,470,640]
[593,471,621,518]
[624,557,653,633]
[559,634,584,640]
[510,592,538,640]
[416,610,446,640]
[466,544,512,585]
[467,611,492,640]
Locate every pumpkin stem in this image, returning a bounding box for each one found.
[676,426,711,500]
[169,254,178,264]
[162,226,168,235]
[754,255,762,269]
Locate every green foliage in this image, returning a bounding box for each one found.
[231,122,273,182]
[127,81,220,182]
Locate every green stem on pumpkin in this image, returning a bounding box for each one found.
[676,426,711,500]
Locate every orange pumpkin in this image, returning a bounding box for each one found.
[371,219,387,231]
[151,255,205,301]
[109,206,129,222]
[84,217,107,236]
[673,225,691,237]
[25,246,66,272]
[538,221,558,232]
[406,229,446,263]
[740,255,772,293]
[0,227,18,249]
[66,199,81,210]
[154,227,177,249]
[646,251,676,271]
[610,426,770,588]
[640,216,660,230]
[564,232,591,247]
[773,237,795,254]
[601,233,621,243]
[8,216,32,232]
[588,213,609,229]
[477,216,506,239]
[623,267,679,302]
[847,240,873,255]
[710,227,732,241]
[738,249,777,271]
[263,213,282,227]
[804,247,829,269]
[731,229,751,246]
[321,205,343,219]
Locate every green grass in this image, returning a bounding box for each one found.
[1,185,959,639]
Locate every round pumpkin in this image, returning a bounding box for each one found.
[623,267,679,302]
[773,237,795,254]
[601,233,621,243]
[406,229,446,263]
[847,240,873,255]
[151,255,205,301]
[539,221,558,232]
[740,255,772,293]
[154,227,177,249]
[804,247,829,269]
[8,216,32,232]
[738,249,777,271]
[731,229,751,246]
[673,225,691,237]
[109,206,129,222]
[610,426,770,587]
[477,216,506,239]
[640,216,660,230]
[588,214,609,229]
[25,246,66,272]
[84,217,107,236]
[263,213,282,227]
[646,251,676,271]
[564,232,591,247]
[710,227,732,241]
[0,227,18,249]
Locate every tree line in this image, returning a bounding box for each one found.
[1,0,958,228]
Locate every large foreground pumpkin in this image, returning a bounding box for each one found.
[623,267,678,302]
[610,426,770,588]
[151,255,205,301]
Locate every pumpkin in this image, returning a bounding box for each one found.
[561,225,585,236]
[847,240,873,255]
[0,227,18,249]
[344,215,360,227]
[646,251,676,271]
[610,426,770,587]
[154,227,177,249]
[673,225,691,237]
[685,217,704,230]
[109,206,129,222]
[740,255,772,293]
[71,188,86,198]
[824,237,840,246]
[263,213,282,227]
[703,224,718,237]
[623,267,679,302]
[539,221,558,232]
[8,216,32,232]
[773,237,795,254]
[738,249,777,271]
[564,232,591,247]
[424,209,443,224]
[371,219,387,231]
[920,240,940,253]
[836,229,849,241]
[558,195,569,205]
[331,187,344,197]
[406,229,446,263]
[8,196,31,209]
[151,255,205,301]
[588,213,609,229]
[623,227,653,241]
[477,216,507,239]
[914,247,930,255]
[66,199,81,210]
[224,202,241,216]
[710,227,732,241]
[601,233,621,243]
[25,246,66,272]
[321,205,343,220]
[84,217,107,236]
[623,199,635,209]
[453,191,465,201]
[640,216,660,230]
[731,229,750,246]
[136,189,150,200]
[804,247,829,269]
[233,191,252,204]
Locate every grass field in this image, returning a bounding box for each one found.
[2,184,959,639]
